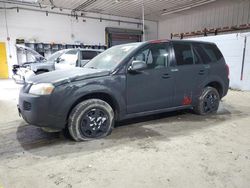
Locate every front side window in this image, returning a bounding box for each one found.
[173,43,194,66]
[133,43,169,69]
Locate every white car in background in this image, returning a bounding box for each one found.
[12,45,104,84]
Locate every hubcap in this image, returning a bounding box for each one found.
[203,91,219,113]
[80,108,109,138]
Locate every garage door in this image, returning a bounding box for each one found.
[106,27,142,47]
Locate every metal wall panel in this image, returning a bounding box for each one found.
[39,0,220,21]
[159,0,250,39]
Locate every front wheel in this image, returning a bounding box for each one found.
[194,86,220,115]
[68,99,114,141]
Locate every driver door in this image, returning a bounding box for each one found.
[126,43,175,114]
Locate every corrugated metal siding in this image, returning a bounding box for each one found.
[40,0,219,21]
[159,0,250,39]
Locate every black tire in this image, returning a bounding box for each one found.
[194,86,220,115]
[35,70,47,75]
[68,99,114,141]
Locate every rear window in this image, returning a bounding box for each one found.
[193,43,223,64]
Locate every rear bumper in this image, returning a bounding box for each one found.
[18,91,66,130]
[222,78,230,98]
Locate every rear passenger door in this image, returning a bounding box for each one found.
[170,42,208,107]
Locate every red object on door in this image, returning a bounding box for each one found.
[182,96,192,105]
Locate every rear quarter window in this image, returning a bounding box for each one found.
[193,43,223,64]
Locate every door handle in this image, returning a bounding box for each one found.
[204,65,210,69]
[162,73,171,79]
[199,69,205,75]
[171,68,179,72]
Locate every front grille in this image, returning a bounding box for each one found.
[23,101,31,111]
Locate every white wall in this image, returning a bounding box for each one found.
[188,32,250,91]
[158,0,250,39]
[0,4,158,77]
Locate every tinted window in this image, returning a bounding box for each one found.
[202,44,223,62]
[173,43,194,66]
[193,48,201,64]
[193,44,210,64]
[82,51,98,60]
[193,43,223,64]
[134,43,169,69]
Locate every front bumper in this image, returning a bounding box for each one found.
[18,90,66,130]
[12,67,36,84]
[12,74,25,84]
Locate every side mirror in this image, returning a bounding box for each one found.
[128,60,147,73]
[56,57,65,63]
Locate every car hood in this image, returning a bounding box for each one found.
[28,67,110,85]
[16,44,45,63]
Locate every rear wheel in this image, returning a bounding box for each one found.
[68,99,114,141]
[194,86,220,115]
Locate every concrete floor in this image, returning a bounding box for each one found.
[0,79,250,188]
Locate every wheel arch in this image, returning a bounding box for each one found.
[205,81,223,98]
[67,92,120,121]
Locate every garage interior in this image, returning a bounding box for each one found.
[0,0,250,187]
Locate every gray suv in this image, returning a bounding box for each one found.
[18,40,229,141]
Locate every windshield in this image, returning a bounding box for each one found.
[47,49,69,62]
[84,43,141,70]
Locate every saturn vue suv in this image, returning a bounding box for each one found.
[18,40,229,141]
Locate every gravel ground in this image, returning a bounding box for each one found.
[0,79,250,188]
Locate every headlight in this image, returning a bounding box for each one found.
[29,83,54,95]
